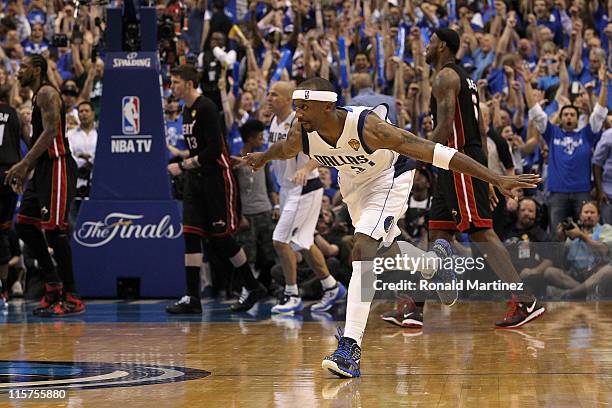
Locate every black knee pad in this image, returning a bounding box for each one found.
[210,236,241,259]
[184,233,202,254]
[0,230,10,265]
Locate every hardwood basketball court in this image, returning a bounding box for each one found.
[1,300,611,407]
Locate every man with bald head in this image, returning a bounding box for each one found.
[348,73,398,125]
[267,81,346,314]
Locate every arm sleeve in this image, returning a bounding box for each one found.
[488,130,514,170]
[195,98,223,166]
[592,132,611,166]
[528,104,549,135]
[589,103,608,134]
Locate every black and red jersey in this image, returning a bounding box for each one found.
[31,84,70,161]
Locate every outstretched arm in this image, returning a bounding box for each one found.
[244,121,303,170]
[365,115,541,197]
[428,68,460,144]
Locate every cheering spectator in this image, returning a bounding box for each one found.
[22,22,48,55]
[524,64,609,237]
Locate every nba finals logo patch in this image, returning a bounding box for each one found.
[384,216,394,233]
[348,139,360,151]
[122,96,140,134]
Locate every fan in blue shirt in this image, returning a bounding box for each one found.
[524,65,609,235]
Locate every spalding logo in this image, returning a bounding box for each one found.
[74,213,182,248]
[112,53,152,68]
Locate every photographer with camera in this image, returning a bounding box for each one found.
[523,63,609,239]
[540,201,612,299]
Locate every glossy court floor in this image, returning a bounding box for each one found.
[1,299,611,408]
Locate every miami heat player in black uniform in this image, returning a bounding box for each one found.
[6,54,82,316]
[424,29,545,328]
[429,61,492,232]
[166,64,266,314]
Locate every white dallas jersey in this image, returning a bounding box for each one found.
[269,111,319,188]
[303,105,398,186]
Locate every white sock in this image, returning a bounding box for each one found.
[395,241,439,279]
[320,274,337,290]
[343,261,375,347]
[285,284,299,296]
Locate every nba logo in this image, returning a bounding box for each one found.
[122,96,140,134]
[304,90,309,100]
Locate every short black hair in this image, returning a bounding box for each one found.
[170,64,200,88]
[297,77,335,92]
[77,100,94,111]
[239,119,265,143]
[435,28,461,54]
[559,104,579,117]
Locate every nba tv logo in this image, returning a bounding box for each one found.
[122,96,140,134]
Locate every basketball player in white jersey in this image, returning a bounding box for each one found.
[244,77,541,378]
[267,81,346,314]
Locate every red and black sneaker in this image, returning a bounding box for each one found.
[63,292,86,314]
[34,283,63,312]
[380,295,424,328]
[33,301,83,317]
[495,294,545,329]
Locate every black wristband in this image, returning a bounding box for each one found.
[178,161,186,171]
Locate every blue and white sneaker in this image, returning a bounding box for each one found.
[311,283,347,312]
[322,328,361,378]
[430,239,458,306]
[271,294,304,314]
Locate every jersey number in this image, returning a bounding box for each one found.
[351,166,366,174]
[0,124,4,146]
[471,94,479,122]
[186,136,198,150]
